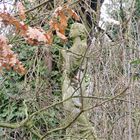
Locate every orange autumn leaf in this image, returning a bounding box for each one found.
[0,4,80,74]
[58,26,65,35]
[25,27,49,45]
[67,8,80,21]
[17,2,26,20]
[56,31,67,40]
[0,12,50,46]
[0,12,28,34]
[50,21,59,31]
[59,11,68,27]
[0,5,79,46]
[27,27,47,42]
[50,5,80,41]
[45,31,53,45]
[0,35,26,74]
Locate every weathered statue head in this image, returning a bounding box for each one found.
[69,23,87,39]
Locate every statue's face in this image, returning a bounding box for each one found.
[69,23,87,38]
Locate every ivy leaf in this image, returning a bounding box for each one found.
[130,59,140,65]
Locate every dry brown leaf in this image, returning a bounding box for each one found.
[17,2,26,20]
[0,35,26,74]
[0,12,28,34]
[56,31,67,40]
[26,27,48,45]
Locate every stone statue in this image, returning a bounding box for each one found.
[61,23,98,140]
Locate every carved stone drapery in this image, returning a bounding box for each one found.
[61,23,98,140]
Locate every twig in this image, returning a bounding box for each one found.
[15,0,52,17]
[72,95,135,104]
[83,84,130,112]
[40,111,83,140]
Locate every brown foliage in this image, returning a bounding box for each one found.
[0,3,79,74]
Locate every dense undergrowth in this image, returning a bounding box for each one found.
[0,0,140,140]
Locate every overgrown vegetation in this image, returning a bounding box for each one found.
[0,0,140,140]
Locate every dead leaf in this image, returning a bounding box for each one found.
[17,2,26,20]
[56,31,67,40]
[0,35,26,74]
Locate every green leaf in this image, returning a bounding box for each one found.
[130,59,140,65]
